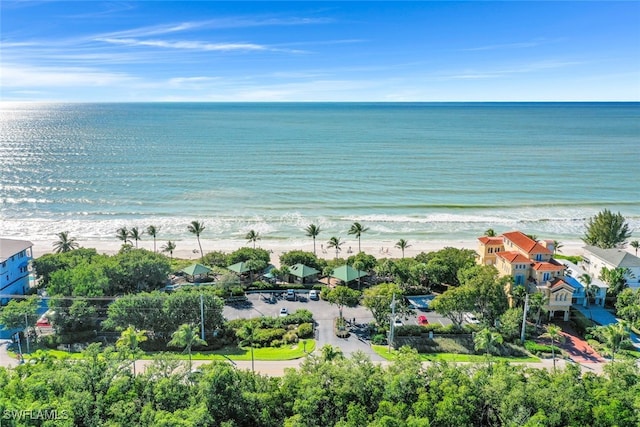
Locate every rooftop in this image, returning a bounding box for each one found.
[532,259,565,271]
[583,245,640,268]
[495,251,532,264]
[478,236,504,245]
[0,238,33,262]
[502,231,552,255]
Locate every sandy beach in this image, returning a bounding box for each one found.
[29,237,589,267]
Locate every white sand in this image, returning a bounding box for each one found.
[30,237,589,267]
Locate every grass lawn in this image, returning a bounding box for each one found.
[24,340,316,362]
[372,345,540,363]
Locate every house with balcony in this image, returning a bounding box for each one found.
[0,238,34,306]
[477,231,573,320]
[582,245,640,290]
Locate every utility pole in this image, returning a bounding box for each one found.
[200,293,205,341]
[15,332,23,364]
[520,293,529,343]
[388,293,396,353]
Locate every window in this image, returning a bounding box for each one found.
[543,272,550,281]
[535,254,542,261]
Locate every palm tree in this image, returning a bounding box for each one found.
[528,293,548,327]
[327,236,344,259]
[631,240,639,256]
[305,224,321,255]
[245,230,260,249]
[116,227,131,245]
[395,239,411,258]
[147,225,159,252]
[52,231,79,253]
[348,222,369,253]
[320,344,344,362]
[579,273,593,307]
[553,240,563,254]
[116,325,147,376]
[161,241,176,261]
[128,226,143,248]
[484,228,496,237]
[168,323,207,370]
[474,328,503,366]
[593,321,630,362]
[187,221,205,262]
[539,324,565,371]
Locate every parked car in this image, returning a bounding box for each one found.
[417,315,429,326]
[279,307,289,317]
[464,312,480,324]
[286,289,296,301]
[393,317,404,327]
[309,290,319,300]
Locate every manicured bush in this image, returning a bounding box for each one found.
[524,340,560,355]
[297,322,314,338]
[371,334,387,345]
[253,328,286,346]
[283,331,298,344]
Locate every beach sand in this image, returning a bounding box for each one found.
[29,237,589,267]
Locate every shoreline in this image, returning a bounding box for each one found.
[29,237,589,267]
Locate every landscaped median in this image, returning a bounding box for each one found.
[371,345,540,363]
[22,340,316,363]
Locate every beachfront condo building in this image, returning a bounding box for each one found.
[0,238,33,306]
[477,231,590,321]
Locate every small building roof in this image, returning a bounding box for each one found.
[583,245,640,268]
[227,261,251,274]
[330,265,367,283]
[182,263,212,276]
[289,263,319,278]
[0,238,33,262]
[502,231,551,255]
[544,277,575,292]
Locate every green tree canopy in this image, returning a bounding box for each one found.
[227,247,271,265]
[322,285,361,320]
[279,250,323,271]
[582,209,632,249]
[0,296,39,330]
[362,283,406,327]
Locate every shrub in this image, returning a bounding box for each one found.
[395,325,424,337]
[271,340,282,348]
[372,334,387,345]
[297,322,314,338]
[253,328,286,346]
[283,331,298,344]
[524,340,560,355]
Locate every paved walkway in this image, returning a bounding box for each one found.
[555,321,604,364]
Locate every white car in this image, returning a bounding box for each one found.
[464,312,480,324]
[309,290,319,300]
[279,307,289,317]
[393,318,404,327]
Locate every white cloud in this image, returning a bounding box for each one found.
[96,37,270,52]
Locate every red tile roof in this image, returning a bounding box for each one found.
[533,260,565,271]
[502,231,551,255]
[478,236,504,245]
[548,278,575,291]
[496,251,532,264]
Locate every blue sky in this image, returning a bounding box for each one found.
[2,1,639,102]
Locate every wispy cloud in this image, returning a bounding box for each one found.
[96,37,271,52]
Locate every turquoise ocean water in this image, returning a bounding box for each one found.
[1,102,639,245]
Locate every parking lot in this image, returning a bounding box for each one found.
[223,290,452,328]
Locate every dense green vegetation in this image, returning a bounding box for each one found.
[1,345,639,426]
